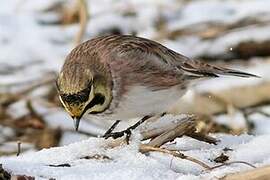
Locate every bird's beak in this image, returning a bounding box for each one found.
[73,117,81,131]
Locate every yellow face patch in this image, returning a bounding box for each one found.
[67,105,84,117]
[59,95,84,118]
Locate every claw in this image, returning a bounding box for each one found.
[125,129,132,144]
[104,131,125,139]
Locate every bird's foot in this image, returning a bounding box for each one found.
[103,115,152,144]
[103,128,132,144]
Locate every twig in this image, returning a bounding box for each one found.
[81,154,112,161]
[139,115,186,140]
[140,145,255,172]
[18,73,56,96]
[221,165,270,180]
[16,141,21,156]
[26,100,44,122]
[74,0,88,45]
[2,72,55,94]
[186,132,219,145]
[1,73,56,107]
[210,161,256,170]
[139,144,211,170]
[142,115,218,147]
[48,163,71,167]
[147,117,196,147]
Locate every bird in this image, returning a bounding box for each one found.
[56,35,258,139]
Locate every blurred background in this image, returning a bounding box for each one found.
[1,0,270,156]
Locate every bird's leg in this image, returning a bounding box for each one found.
[103,115,152,144]
[102,120,121,138]
[126,115,151,131]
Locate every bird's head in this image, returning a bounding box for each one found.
[56,61,111,131]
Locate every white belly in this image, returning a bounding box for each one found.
[104,85,187,120]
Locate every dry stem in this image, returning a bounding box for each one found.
[139,144,211,170]
[16,141,21,156]
[210,161,256,170]
[74,0,88,45]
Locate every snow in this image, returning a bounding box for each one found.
[168,0,270,30]
[1,133,270,179]
[215,111,247,130]
[1,0,270,179]
[1,0,270,85]
[248,113,270,135]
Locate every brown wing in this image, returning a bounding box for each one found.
[69,35,258,92]
[179,59,259,78]
[100,35,258,79]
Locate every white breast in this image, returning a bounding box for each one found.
[101,85,187,120]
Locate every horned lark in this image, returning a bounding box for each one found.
[56,35,257,138]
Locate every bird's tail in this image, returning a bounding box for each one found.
[180,60,259,78]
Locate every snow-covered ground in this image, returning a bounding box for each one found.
[1,0,270,179]
[2,132,270,180]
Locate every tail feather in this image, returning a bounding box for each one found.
[180,60,259,78]
[219,68,259,78]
